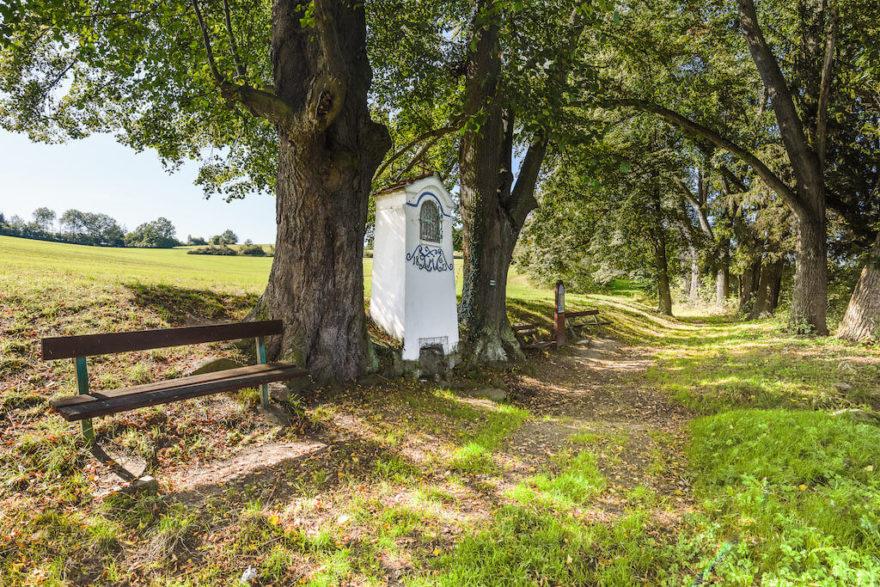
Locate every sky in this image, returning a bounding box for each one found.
[0,130,277,244]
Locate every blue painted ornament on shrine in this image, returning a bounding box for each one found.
[406,244,453,272]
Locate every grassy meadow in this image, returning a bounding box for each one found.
[1,235,879,585]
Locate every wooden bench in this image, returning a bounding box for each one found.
[512,324,554,350]
[565,310,610,340]
[41,320,307,444]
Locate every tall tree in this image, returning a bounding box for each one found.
[594,0,879,334]
[1,0,390,382]
[517,117,685,315]
[32,207,55,232]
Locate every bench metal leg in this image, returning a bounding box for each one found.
[255,337,269,408]
[74,357,95,445]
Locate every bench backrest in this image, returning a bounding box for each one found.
[565,310,600,318]
[42,320,283,360]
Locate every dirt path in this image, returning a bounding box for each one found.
[504,336,694,514]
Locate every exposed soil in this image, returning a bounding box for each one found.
[503,337,694,514]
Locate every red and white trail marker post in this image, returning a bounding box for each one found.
[554,280,566,347]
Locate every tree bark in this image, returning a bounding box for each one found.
[251,0,391,383]
[739,259,762,312]
[748,258,784,320]
[653,239,673,316]
[458,8,522,362]
[457,2,552,362]
[649,189,673,316]
[791,209,828,333]
[716,239,730,305]
[768,262,783,312]
[837,234,880,342]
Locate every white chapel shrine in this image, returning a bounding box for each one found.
[370,174,459,362]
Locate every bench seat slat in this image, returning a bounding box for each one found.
[41,320,284,360]
[50,362,306,421]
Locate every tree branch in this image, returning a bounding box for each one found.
[816,3,838,171]
[191,0,299,129]
[718,165,749,194]
[395,130,450,180]
[603,98,806,217]
[736,0,819,191]
[374,117,464,180]
[218,82,297,127]
[222,0,247,82]
[191,0,223,85]
[507,135,549,229]
[673,176,714,238]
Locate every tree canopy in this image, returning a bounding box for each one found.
[2,0,879,361]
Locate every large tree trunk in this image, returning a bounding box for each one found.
[769,265,783,311]
[791,208,828,333]
[456,10,518,362]
[737,0,829,334]
[739,259,762,312]
[457,2,547,362]
[654,240,673,316]
[837,234,880,342]
[748,258,784,320]
[253,0,390,383]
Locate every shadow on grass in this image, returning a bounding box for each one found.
[141,385,498,582]
[124,282,259,325]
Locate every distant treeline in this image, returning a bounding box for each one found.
[187,242,272,257]
[0,207,241,250]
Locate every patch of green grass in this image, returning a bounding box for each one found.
[374,453,418,482]
[149,504,201,559]
[102,492,167,530]
[687,409,880,583]
[423,505,691,585]
[450,404,529,474]
[568,431,598,445]
[646,322,880,414]
[514,450,605,508]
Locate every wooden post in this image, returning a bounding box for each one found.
[74,357,95,445]
[554,280,566,347]
[255,336,269,407]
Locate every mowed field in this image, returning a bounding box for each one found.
[2,235,880,585]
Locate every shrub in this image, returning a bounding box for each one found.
[187,245,237,256]
[239,243,266,256]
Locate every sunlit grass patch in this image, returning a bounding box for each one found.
[450,404,529,474]
[686,409,880,583]
[649,341,880,413]
[374,453,419,482]
[568,431,598,444]
[514,450,605,508]
[422,505,692,585]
